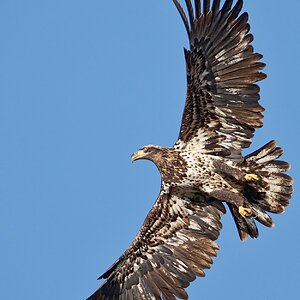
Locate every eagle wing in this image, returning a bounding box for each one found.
[174,0,266,159]
[87,189,225,300]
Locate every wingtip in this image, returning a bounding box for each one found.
[173,0,191,38]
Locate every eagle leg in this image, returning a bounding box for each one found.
[212,160,245,181]
[212,161,260,184]
[210,189,255,219]
[210,189,244,207]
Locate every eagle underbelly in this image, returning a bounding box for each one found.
[180,151,241,195]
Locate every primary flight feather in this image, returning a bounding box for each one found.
[87,1,293,299]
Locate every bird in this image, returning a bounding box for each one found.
[87,1,293,299]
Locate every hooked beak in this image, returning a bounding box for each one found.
[131,149,146,162]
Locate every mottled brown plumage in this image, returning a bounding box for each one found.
[87,1,293,299]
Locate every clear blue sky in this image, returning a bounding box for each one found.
[0,1,299,299]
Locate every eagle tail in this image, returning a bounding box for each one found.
[235,140,293,240]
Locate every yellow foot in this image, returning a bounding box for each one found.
[244,173,259,181]
[238,206,252,218]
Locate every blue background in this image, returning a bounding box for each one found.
[0,1,299,299]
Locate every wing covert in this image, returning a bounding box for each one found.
[174,0,266,159]
[87,188,225,300]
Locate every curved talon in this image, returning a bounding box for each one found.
[244,173,259,181]
[238,206,252,219]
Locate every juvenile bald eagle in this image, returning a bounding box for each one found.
[87,1,293,299]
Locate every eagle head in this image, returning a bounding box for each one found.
[131,145,187,184]
[131,145,165,163]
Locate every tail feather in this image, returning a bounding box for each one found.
[251,203,275,228]
[244,140,293,212]
[233,140,293,240]
[244,140,282,163]
[259,160,290,173]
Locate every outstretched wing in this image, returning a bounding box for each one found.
[174,0,266,159]
[87,189,225,300]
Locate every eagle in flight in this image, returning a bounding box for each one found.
[88,1,293,299]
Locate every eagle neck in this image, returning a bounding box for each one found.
[153,149,188,187]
